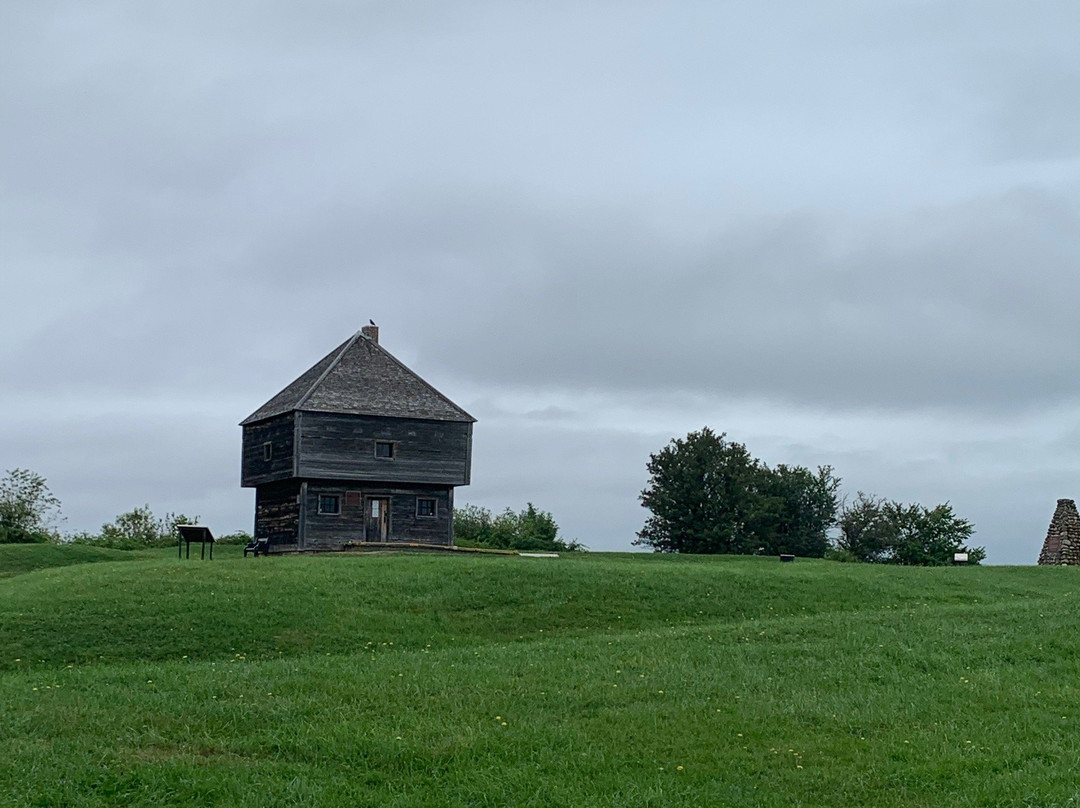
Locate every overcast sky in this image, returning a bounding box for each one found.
[4,1,1079,563]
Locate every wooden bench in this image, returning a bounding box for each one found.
[244,537,270,557]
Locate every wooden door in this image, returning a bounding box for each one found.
[366,498,390,541]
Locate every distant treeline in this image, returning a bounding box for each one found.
[636,428,985,565]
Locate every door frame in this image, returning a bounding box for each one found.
[366,496,390,541]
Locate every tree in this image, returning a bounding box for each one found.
[453,503,584,551]
[100,505,159,546]
[836,494,984,565]
[0,468,63,544]
[92,506,199,549]
[834,492,893,563]
[636,428,839,556]
[636,429,758,554]
[751,464,841,558]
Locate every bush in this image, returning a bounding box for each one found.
[824,547,861,563]
[215,530,253,545]
[71,506,200,550]
[835,493,984,565]
[454,503,584,552]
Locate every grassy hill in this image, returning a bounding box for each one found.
[2,545,1078,806]
[0,542,152,579]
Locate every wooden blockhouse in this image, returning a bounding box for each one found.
[240,325,474,551]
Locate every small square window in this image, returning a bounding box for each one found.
[263,442,273,461]
[318,494,341,515]
[417,498,437,518]
[375,441,394,459]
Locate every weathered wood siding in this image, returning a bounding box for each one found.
[388,486,452,544]
[241,414,296,487]
[301,482,452,551]
[254,481,301,549]
[296,413,471,486]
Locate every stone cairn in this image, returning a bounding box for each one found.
[1037,498,1080,565]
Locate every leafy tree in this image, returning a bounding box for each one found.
[836,494,984,565]
[637,429,762,554]
[890,502,982,566]
[636,428,839,556]
[454,503,584,551]
[834,492,894,563]
[100,505,159,546]
[511,503,562,550]
[751,464,841,558]
[0,468,63,544]
[82,506,199,549]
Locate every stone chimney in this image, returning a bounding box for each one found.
[361,323,379,344]
[1038,498,1080,565]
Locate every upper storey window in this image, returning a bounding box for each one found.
[375,441,395,459]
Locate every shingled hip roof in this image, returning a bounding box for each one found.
[240,331,475,425]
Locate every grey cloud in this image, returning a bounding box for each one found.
[394,190,1080,414]
[982,67,1080,162]
[8,184,1078,414]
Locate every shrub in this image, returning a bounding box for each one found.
[71,507,200,550]
[835,494,984,565]
[215,530,253,545]
[824,547,861,563]
[453,503,584,552]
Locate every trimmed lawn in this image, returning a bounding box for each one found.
[2,548,1078,806]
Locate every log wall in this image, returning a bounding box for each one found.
[300,482,453,550]
[241,414,296,486]
[296,413,471,486]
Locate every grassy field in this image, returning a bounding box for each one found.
[2,544,1079,807]
[0,542,154,579]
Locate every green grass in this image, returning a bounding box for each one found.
[2,547,1079,806]
[0,542,155,579]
